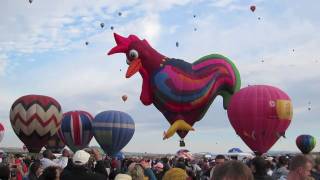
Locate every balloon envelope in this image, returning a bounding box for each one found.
[227,85,293,155]
[93,110,135,156]
[296,135,316,154]
[250,5,256,12]
[122,95,128,102]
[10,95,63,153]
[0,123,4,143]
[60,111,93,152]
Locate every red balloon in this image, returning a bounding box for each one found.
[250,5,256,12]
[227,85,292,155]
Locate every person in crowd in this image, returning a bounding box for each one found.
[8,154,27,180]
[0,163,10,180]
[250,156,273,180]
[287,154,313,180]
[38,166,61,180]
[128,160,156,180]
[212,160,254,180]
[115,173,132,180]
[312,157,320,180]
[272,156,289,180]
[60,150,105,180]
[23,160,42,180]
[40,150,68,169]
[152,162,165,180]
[209,155,226,179]
[162,167,189,180]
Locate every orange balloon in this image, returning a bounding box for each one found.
[122,95,128,102]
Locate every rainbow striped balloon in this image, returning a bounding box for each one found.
[296,134,316,154]
[60,111,93,152]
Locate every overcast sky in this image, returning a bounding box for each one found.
[0,0,320,154]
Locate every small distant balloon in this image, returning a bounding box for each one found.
[194,28,197,31]
[100,23,104,28]
[292,49,295,52]
[250,5,256,12]
[118,12,122,16]
[176,41,179,47]
[308,101,311,111]
[85,41,89,46]
[29,0,33,4]
[110,26,114,30]
[258,17,261,20]
[122,95,128,102]
[193,14,196,18]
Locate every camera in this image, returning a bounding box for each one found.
[10,170,16,177]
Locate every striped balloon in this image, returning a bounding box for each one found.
[60,111,93,152]
[296,134,316,154]
[10,95,63,153]
[93,111,135,156]
[0,123,4,143]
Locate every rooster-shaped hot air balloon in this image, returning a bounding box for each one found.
[108,33,241,145]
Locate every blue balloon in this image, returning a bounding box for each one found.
[92,110,135,156]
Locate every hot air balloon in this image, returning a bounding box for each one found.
[250,5,256,12]
[59,111,93,152]
[45,134,65,153]
[85,41,89,46]
[296,135,316,154]
[110,26,114,30]
[122,95,128,102]
[107,33,241,146]
[92,110,135,156]
[175,41,179,47]
[100,23,105,28]
[10,95,63,153]
[227,85,293,155]
[0,123,4,143]
[29,0,33,4]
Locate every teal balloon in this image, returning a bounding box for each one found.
[92,111,135,156]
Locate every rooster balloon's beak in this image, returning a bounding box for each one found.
[126,59,141,78]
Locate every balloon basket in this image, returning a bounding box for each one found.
[179,140,185,147]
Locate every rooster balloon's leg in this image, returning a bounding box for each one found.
[163,120,194,140]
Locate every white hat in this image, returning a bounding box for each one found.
[115,174,132,180]
[72,150,90,165]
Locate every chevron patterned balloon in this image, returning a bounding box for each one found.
[10,95,63,153]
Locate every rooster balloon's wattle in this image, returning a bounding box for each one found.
[108,33,241,145]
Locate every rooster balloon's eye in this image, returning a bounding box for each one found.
[129,49,139,59]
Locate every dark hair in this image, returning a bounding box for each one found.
[278,156,289,167]
[28,160,41,180]
[42,149,52,159]
[251,157,268,175]
[39,166,59,180]
[213,160,253,180]
[0,164,10,180]
[215,155,226,160]
[289,154,313,171]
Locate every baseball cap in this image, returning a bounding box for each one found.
[72,150,90,166]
